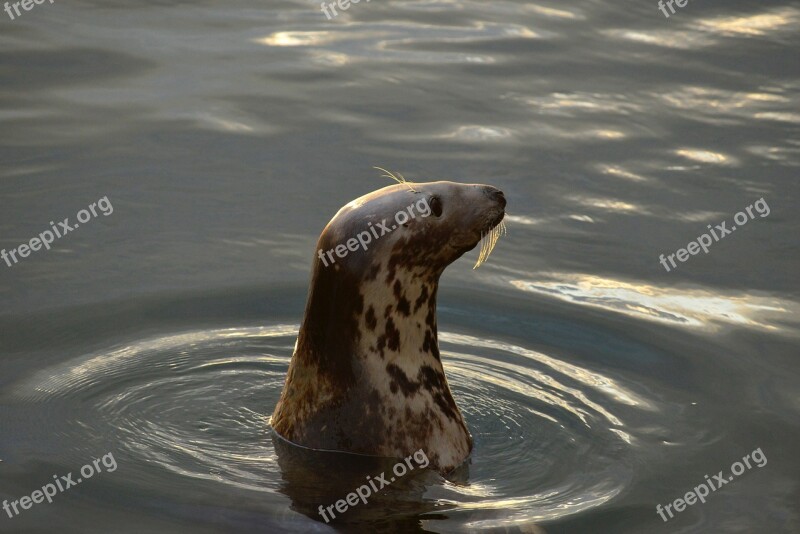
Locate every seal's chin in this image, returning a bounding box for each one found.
[454,209,506,252]
[479,209,506,239]
[488,210,505,230]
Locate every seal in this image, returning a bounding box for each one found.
[271,179,506,473]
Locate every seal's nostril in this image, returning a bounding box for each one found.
[483,187,506,208]
[493,190,507,209]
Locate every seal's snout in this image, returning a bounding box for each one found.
[485,187,507,209]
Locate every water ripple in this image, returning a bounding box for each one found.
[6,324,651,529]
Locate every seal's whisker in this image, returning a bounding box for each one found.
[483,230,494,267]
[473,221,505,269]
[475,229,490,269]
[484,228,494,262]
[490,223,501,253]
[473,232,487,269]
[373,166,417,193]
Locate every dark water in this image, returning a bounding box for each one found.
[1,0,799,532]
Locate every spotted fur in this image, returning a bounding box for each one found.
[271,181,506,473]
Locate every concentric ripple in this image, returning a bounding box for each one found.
[8,324,650,530]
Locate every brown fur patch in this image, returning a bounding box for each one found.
[365,306,377,331]
[385,318,401,352]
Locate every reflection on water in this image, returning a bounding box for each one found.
[511,274,798,332]
[692,8,800,37]
[606,6,800,46]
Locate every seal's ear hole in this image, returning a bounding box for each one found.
[430,197,443,217]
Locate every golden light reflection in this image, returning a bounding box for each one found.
[504,26,539,39]
[656,87,794,126]
[310,51,350,66]
[442,482,621,521]
[675,149,734,165]
[195,114,255,133]
[609,429,633,444]
[755,112,800,123]
[253,32,332,47]
[591,129,626,139]
[598,165,649,182]
[440,479,502,498]
[511,275,797,333]
[13,326,299,398]
[745,145,800,165]
[569,196,646,214]
[504,214,547,226]
[442,332,649,410]
[604,7,799,50]
[515,91,642,119]
[673,210,726,223]
[444,125,513,141]
[538,127,628,141]
[601,29,714,49]
[524,4,582,20]
[693,8,800,36]
[455,359,599,426]
[745,93,791,102]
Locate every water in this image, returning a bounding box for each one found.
[1,0,799,532]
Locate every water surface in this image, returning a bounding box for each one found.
[1,0,799,532]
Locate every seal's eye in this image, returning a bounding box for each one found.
[430,197,443,217]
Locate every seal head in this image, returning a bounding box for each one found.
[272,181,506,473]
